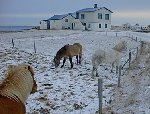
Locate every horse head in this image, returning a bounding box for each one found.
[0,64,37,114]
[8,64,38,94]
[54,56,60,68]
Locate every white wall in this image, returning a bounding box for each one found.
[73,19,85,30]
[62,15,74,29]
[50,20,62,30]
[40,21,47,30]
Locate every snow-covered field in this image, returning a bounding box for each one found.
[0,30,150,114]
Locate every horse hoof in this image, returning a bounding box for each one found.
[105,68,108,70]
[110,71,114,73]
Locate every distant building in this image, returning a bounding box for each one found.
[148,25,150,31]
[122,23,131,30]
[40,4,113,31]
[131,24,148,31]
[40,20,49,30]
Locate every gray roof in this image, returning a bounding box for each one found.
[77,7,113,13]
[48,13,76,20]
[48,14,68,20]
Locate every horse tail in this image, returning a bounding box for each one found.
[78,44,82,63]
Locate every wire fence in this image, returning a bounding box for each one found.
[97,32,146,113]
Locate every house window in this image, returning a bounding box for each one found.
[99,24,101,28]
[81,14,85,19]
[65,19,68,22]
[88,24,91,28]
[105,14,109,20]
[105,24,107,28]
[98,13,102,19]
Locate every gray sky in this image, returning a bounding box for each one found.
[0,0,150,26]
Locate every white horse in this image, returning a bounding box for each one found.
[92,41,127,76]
[92,49,120,76]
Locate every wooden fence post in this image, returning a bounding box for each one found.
[98,78,103,114]
[135,37,138,42]
[141,41,144,48]
[116,32,117,37]
[118,65,122,87]
[129,52,131,68]
[34,42,36,53]
[132,35,133,40]
[136,47,139,60]
[12,38,14,48]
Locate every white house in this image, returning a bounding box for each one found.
[76,4,113,31]
[40,4,113,31]
[48,13,85,30]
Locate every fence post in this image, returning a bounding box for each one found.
[116,32,117,37]
[98,78,103,114]
[135,37,138,42]
[12,38,14,48]
[129,52,131,68]
[118,65,122,87]
[132,35,133,40]
[141,41,144,48]
[34,42,36,53]
[136,47,139,60]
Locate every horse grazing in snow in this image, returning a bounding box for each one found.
[92,41,127,76]
[54,43,82,68]
[0,64,37,114]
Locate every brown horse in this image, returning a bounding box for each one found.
[0,64,37,114]
[54,43,82,68]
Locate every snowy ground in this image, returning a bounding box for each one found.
[0,30,149,114]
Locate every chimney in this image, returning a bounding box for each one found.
[94,4,97,8]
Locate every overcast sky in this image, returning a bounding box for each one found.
[0,0,150,26]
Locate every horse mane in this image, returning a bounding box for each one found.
[0,64,34,104]
[56,44,69,58]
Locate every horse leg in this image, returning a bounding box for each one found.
[111,63,114,73]
[61,58,66,68]
[76,55,79,64]
[116,66,118,74]
[79,54,82,64]
[92,66,95,76]
[92,66,98,77]
[69,57,73,68]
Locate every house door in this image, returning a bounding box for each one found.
[47,21,50,29]
[72,23,74,30]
